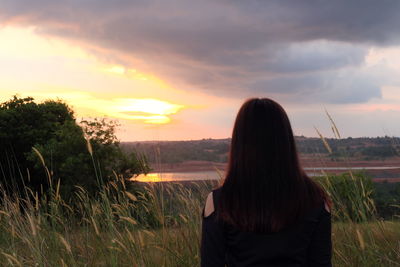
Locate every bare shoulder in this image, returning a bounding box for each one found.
[324,201,331,213]
[204,192,215,217]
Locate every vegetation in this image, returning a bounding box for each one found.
[123,136,400,164]
[374,182,400,219]
[122,139,230,164]
[0,96,399,266]
[315,173,376,222]
[0,168,399,266]
[0,96,149,199]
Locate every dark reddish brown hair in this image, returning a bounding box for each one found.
[218,98,329,232]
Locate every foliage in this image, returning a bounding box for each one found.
[315,172,376,222]
[374,182,400,219]
[0,96,149,198]
[123,139,230,164]
[0,174,399,266]
[80,118,150,180]
[122,136,400,164]
[25,119,97,196]
[0,96,76,194]
[361,145,399,160]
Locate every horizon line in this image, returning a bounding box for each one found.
[121,135,400,143]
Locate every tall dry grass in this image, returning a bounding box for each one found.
[0,131,399,266]
[0,171,399,266]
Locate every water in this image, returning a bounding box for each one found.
[133,171,221,182]
[132,166,400,182]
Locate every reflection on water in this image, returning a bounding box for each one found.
[132,166,400,182]
[133,173,176,182]
[132,171,221,182]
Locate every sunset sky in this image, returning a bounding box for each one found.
[1,1,400,141]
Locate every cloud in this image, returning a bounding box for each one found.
[251,63,382,104]
[1,0,400,103]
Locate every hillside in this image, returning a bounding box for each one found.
[122,136,400,164]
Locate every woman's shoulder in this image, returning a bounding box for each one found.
[203,187,222,218]
[324,201,331,213]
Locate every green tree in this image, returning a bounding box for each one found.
[80,117,150,180]
[0,96,76,194]
[0,96,148,198]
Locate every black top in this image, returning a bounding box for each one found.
[201,188,332,267]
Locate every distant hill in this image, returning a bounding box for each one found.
[121,136,400,164]
[122,138,230,164]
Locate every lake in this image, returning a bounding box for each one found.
[132,166,400,182]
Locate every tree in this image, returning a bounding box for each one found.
[0,96,76,194]
[80,117,150,180]
[0,96,148,198]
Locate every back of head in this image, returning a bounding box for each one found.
[218,98,326,232]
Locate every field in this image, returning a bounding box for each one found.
[124,137,400,183]
[0,175,399,266]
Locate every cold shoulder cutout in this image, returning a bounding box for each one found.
[204,192,215,217]
[324,201,331,213]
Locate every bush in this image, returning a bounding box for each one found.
[315,172,376,222]
[0,96,149,199]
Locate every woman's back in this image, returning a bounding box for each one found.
[201,188,332,267]
[200,98,332,266]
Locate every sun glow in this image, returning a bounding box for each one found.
[22,91,184,124]
[113,98,184,124]
[118,98,183,115]
[106,65,126,75]
[0,26,186,125]
[86,97,184,124]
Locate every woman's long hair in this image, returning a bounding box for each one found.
[218,98,329,233]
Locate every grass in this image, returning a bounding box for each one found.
[0,174,399,267]
[0,176,210,266]
[333,221,400,266]
[0,135,399,266]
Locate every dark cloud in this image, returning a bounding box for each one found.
[1,0,399,103]
[251,67,382,104]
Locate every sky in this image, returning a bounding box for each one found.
[1,0,400,141]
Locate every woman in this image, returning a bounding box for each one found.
[201,98,332,267]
